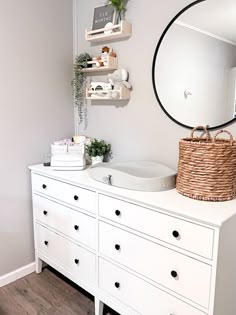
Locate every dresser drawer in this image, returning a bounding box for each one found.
[33,195,96,249]
[99,194,214,259]
[99,258,206,315]
[99,221,211,308]
[32,174,96,214]
[35,224,96,285]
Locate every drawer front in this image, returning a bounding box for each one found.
[35,224,96,285]
[99,194,214,259]
[32,174,96,214]
[34,195,96,249]
[99,258,206,315]
[99,221,211,308]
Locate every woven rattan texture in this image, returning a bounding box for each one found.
[176,128,236,201]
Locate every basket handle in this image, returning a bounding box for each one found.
[213,130,233,145]
[190,126,210,140]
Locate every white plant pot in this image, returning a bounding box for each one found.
[91,155,104,165]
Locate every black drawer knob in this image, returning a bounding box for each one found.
[44,241,48,246]
[114,282,120,288]
[74,259,79,265]
[171,270,178,278]
[172,230,179,238]
[42,184,47,189]
[74,225,79,231]
[115,210,121,216]
[115,244,121,251]
[43,210,48,216]
[74,195,79,201]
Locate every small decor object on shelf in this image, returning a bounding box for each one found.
[94,46,117,68]
[92,4,116,31]
[107,0,129,23]
[104,22,114,35]
[80,47,117,73]
[90,81,112,92]
[86,69,132,100]
[86,85,130,100]
[72,53,92,126]
[86,138,111,165]
[176,126,236,201]
[108,68,132,90]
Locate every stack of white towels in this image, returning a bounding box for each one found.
[50,136,88,170]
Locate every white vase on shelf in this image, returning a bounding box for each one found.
[91,155,104,165]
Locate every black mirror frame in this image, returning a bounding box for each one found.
[152,0,236,130]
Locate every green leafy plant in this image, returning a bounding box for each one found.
[85,139,111,157]
[72,53,92,127]
[107,0,129,21]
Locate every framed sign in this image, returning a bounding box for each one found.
[92,5,116,30]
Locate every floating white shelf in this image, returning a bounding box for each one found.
[85,21,132,43]
[81,56,118,73]
[86,86,130,100]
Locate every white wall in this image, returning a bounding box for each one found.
[155,23,236,127]
[0,0,73,276]
[75,0,236,170]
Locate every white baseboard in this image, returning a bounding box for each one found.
[0,262,36,288]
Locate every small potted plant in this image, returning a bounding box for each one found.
[72,52,92,127]
[85,138,111,165]
[107,0,129,22]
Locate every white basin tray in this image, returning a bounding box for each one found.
[88,161,176,192]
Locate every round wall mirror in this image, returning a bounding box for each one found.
[152,0,236,130]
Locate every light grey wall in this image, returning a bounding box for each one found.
[76,0,236,170]
[0,0,73,276]
[156,23,236,127]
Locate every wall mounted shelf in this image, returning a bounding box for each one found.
[80,56,118,73]
[85,21,132,43]
[86,86,130,100]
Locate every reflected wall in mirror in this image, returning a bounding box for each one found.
[152,0,236,129]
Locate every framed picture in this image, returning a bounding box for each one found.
[92,5,116,30]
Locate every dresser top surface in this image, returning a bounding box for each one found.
[29,164,236,227]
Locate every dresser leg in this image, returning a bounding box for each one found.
[95,298,104,315]
[35,256,43,274]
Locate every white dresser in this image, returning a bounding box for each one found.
[29,164,236,315]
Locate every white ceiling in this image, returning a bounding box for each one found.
[177,0,236,43]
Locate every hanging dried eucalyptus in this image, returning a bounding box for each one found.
[72,53,92,127]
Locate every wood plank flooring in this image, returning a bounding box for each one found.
[0,267,118,315]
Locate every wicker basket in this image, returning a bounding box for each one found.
[176,126,236,201]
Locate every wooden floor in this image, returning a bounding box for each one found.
[0,267,117,315]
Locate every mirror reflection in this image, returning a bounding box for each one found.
[153,0,236,129]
